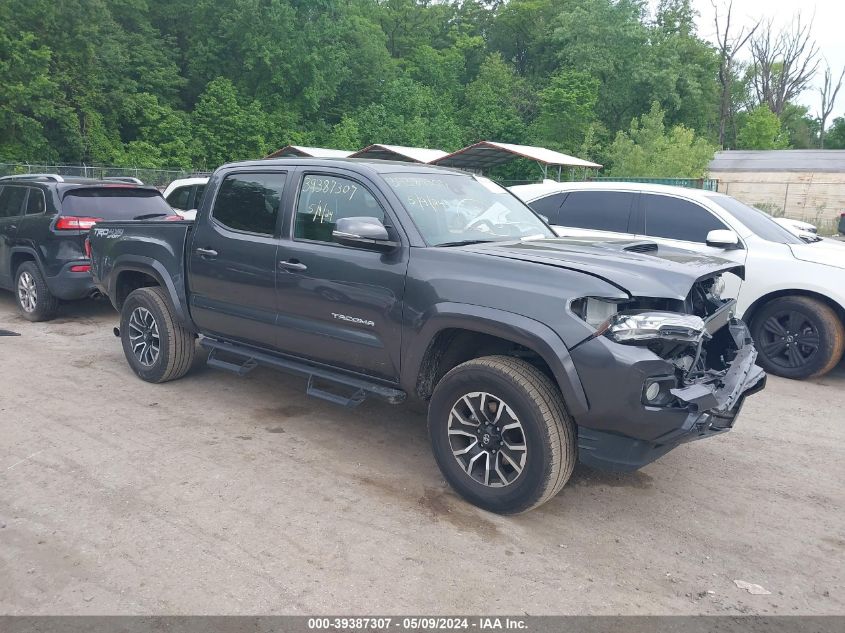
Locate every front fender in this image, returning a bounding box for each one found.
[401,302,589,416]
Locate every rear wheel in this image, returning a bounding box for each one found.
[751,296,845,379]
[428,356,576,514]
[15,262,59,322]
[120,286,196,383]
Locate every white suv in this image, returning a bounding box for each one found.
[162,177,208,220]
[510,181,845,379]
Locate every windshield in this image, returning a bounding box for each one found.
[63,187,173,220]
[383,173,555,246]
[708,194,803,245]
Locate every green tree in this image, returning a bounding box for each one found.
[191,77,269,168]
[0,29,59,160]
[551,0,650,131]
[487,0,561,77]
[461,53,529,143]
[824,117,845,149]
[649,0,720,136]
[533,69,599,153]
[119,93,195,168]
[736,105,789,149]
[606,102,716,177]
[779,103,819,149]
[0,0,817,173]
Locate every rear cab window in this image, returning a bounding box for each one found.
[211,173,286,235]
[62,187,173,220]
[557,191,635,232]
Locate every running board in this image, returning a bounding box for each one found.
[200,338,406,407]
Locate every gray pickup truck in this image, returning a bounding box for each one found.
[89,158,766,513]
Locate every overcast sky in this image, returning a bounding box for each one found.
[688,0,845,116]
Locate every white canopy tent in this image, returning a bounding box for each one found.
[432,141,602,179]
[265,145,354,159]
[349,144,448,164]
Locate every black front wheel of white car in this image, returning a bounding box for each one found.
[428,356,576,514]
[751,296,845,380]
[120,287,196,383]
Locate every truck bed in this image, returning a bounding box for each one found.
[89,220,193,314]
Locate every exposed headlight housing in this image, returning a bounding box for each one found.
[607,312,706,343]
[570,297,620,328]
[708,274,725,300]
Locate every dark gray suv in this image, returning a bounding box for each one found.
[0,174,173,321]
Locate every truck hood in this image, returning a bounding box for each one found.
[461,238,744,300]
[789,238,845,270]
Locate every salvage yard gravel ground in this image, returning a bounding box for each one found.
[0,294,843,614]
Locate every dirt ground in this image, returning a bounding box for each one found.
[1,293,843,615]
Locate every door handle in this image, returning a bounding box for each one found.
[195,247,218,258]
[278,259,307,272]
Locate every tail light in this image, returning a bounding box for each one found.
[70,264,91,273]
[56,216,102,230]
[84,237,92,259]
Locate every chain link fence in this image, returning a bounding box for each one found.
[588,176,719,191]
[0,162,210,189]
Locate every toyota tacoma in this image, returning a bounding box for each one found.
[89,159,766,514]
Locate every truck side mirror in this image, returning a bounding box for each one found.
[706,229,740,249]
[333,217,398,252]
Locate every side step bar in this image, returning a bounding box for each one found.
[201,337,406,408]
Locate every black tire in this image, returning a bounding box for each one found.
[14,261,59,322]
[751,296,845,380]
[428,355,576,514]
[120,286,196,383]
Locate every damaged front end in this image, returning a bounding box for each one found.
[570,273,767,472]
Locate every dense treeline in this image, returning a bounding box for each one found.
[1,0,843,176]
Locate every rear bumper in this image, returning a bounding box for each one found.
[45,262,97,300]
[574,319,766,472]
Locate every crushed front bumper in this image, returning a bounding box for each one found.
[573,318,766,472]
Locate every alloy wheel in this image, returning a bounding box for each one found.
[17,272,37,313]
[760,310,820,370]
[128,307,161,367]
[447,391,527,487]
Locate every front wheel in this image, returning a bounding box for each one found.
[428,356,576,514]
[751,296,845,379]
[120,287,196,383]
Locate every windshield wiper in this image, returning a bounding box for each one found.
[436,239,499,247]
[133,213,172,220]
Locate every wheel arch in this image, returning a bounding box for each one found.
[109,256,191,327]
[9,247,42,277]
[403,303,589,416]
[743,288,845,329]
